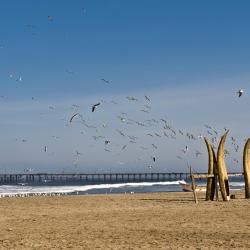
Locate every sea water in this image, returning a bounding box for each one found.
[0,176,245,197]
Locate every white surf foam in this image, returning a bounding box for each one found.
[0,180,183,197]
[230,182,245,187]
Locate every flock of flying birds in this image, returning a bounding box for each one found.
[1,13,247,174]
[43,85,244,173]
[4,72,248,173]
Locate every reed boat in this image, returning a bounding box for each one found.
[179,181,206,192]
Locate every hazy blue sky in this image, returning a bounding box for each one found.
[0,0,250,173]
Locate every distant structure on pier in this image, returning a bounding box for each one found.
[0,172,190,184]
[0,172,241,184]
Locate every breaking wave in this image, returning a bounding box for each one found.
[0,180,184,196]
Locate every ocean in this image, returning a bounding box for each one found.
[0,176,245,197]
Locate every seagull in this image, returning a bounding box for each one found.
[48,15,53,22]
[147,133,154,137]
[204,124,212,129]
[128,135,137,140]
[190,134,196,140]
[16,76,22,82]
[195,150,202,157]
[126,96,138,101]
[92,102,100,112]
[207,130,213,136]
[163,132,169,137]
[178,130,184,135]
[213,129,218,135]
[24,168,33,173]
[145,95,150,102]
[144,105,151,109]
[82,8,87,15]
[233,158,239,163]
[129,140,136,144]
[75,150,82,156]
[66,69,75,74]
[140,109,149,113]
[136,121,145,126]
[211,137,217,143]
[117,116,126,122]
[182,146,189,154]
[69,113,81,123]
[237,89,244,97]
[170,129,176,135]
[25,24,36,29]
[105,140,111,145]
[154,133,161,138]
[198,134,203,139]
[100,78,110,84]
[117,130,125,136]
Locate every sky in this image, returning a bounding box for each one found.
[0,0,250,173]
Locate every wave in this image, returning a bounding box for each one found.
[0,180,184,196]
[229,182,245,187]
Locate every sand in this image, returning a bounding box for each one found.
[0,192,249,250]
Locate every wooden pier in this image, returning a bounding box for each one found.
[0,172,242,184]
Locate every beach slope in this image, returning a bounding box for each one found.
[0,192,249,249]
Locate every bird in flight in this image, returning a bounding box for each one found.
[145,95,150,102]
[237,89,244,97]
[82,8,87,15]
[48,16,53,22]
[16,76,22,82]
[92,102,101,112]
[100,78,110,84]
[126,96,138,101]
[195,150,202,157]
[69,113,82,123]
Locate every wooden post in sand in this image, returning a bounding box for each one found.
[214,168,219,201]
[190,166,198,204]
[204,138,217,201]
[243,138,250,198]
[217,131,230,201]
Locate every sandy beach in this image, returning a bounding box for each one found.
[0,192,249,249]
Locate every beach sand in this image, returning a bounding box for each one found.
[0,192,249,249]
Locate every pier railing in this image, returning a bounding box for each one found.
[0,172,243,184]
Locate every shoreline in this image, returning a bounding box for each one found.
[0,191,249,249]
[0,179,245,198]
